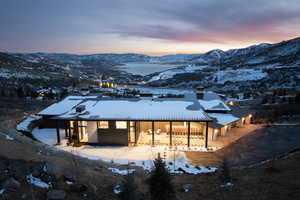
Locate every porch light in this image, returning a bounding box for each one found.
[249,114,252,118]
[214,129,219,134]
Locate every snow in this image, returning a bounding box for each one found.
[0,133,14,141]
[108,168,136,175]
[214,69,267,84]
[199,99,231,111]
[220,182,234,188]
[208,113,239,126]
[16,115,41,132]
[0,189,5,195]
[65,180,74,185]
[32,128,65,145]
[26,174,51,188]
[113,184,122,194]
[5,135,14,141]
[0,68,49,80]
[149,65,208,82]
[59,99,211,121]
[38,95,98,116]
[32,129,218,175]
[126,87,194,95]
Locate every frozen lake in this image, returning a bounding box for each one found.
[119,62,180,75]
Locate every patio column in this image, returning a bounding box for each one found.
[68,122,72,143]
[127,120,130,145]
[64,127,68,138]
[169,121,172,146]
[205,122,208,148]
[152,121,155,146]
[56,121,60,145]
[134,121,137,145]
[187,122,191,147]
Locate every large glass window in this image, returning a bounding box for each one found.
[116,121,127,129]
[98,121,109,129]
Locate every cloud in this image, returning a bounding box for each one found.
[0,0,300,53]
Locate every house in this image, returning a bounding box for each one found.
[36,91,253,148]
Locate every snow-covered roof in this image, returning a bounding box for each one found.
[207,113,239,126]
[38,96,98,116]
[198,99,231,111]
[57,98,212,121]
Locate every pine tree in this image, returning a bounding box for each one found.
[119,173,139,200]
[147,155,175,200]
[219,157,231,184]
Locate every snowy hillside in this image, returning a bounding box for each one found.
[149,65,209,82]
[213,69,268,84]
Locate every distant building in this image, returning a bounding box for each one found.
[95,79,117,88]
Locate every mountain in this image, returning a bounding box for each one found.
[146,37,300,91]
[1,36,300,92]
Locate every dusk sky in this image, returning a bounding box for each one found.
[1,0,300,55]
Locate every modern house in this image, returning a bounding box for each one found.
[37,92,252,148]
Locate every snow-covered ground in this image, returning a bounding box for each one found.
[0,69,49,79]
[32,128,65,146]
[149,65,209,82]
[214,69,267,84]
[32,128,217,174]
[26,174,51,188]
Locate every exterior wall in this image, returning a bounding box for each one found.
[207,127,215,141]
[245,115,252,124]
[97,129,128,146]
[97,120,128,145]
[220,126,227,136]
[87,121,98,143]
[237,118,245,127]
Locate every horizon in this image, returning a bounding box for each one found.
[1,0,300,56]
[3,36,299,57]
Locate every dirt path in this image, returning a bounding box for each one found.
[186,124,300,167]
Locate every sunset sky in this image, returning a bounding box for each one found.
[1,0,300,55]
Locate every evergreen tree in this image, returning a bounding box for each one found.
[17,87,24,98]
[219,157,231,184]
[147,155,175,200]
[119,173,139,200]
[0,89,5,97]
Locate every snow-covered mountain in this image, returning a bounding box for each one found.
[1,36,299,91]
[146,37,300,90]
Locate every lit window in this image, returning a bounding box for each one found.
[116,121,127,129]
[98,121,109,129]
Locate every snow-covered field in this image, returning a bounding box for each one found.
[149,65,209,82]
[0,69,49,79]
[32,128,217,174]
[214,68,267,84]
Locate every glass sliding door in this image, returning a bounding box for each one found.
[129,121,136,144]
[78,121,88,142]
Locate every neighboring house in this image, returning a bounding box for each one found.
[37,91,252,148]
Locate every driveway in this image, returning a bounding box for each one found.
[186,124,300,167]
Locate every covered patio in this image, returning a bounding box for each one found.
[134,121,208,147]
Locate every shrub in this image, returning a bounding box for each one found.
[147,155,175,200]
